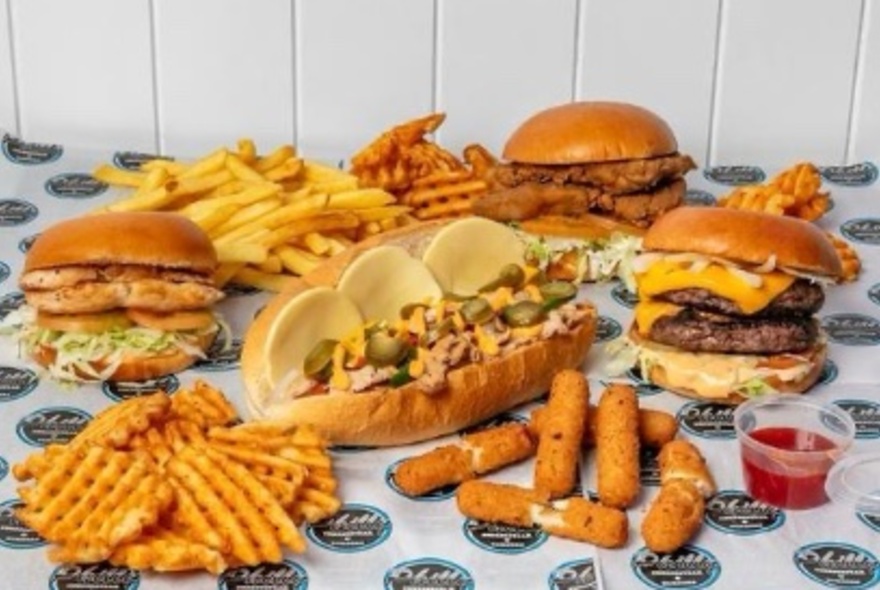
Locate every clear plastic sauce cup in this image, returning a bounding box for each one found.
[733,395,856,510]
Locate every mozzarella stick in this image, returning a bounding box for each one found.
[596,384,640,509]
[534,370,589,500]
[659,439,716,497]
[393,423,535,496]
[456,481,628,549]
[530,405,678,449]
[641,479,705,553]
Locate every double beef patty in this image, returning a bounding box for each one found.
[648,279,822,354]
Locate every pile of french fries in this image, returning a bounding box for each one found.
[93,140,415,291]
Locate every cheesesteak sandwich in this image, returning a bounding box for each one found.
[9,212,225,382]
[242,217,597,446]
[607,207,842,402]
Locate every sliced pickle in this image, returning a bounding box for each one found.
[539,281,577,303]
[460,298,495,325]
[365,333,410,367]
[303,339,338,379]
[502,301,546,327]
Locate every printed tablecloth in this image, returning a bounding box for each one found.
[0,133,878,590]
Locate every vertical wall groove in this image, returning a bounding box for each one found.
[432,0,441,124]
[147,0,161,153]
[6,0,21,136]
[706,0,726,167]
[845,0,869,164]
[572,0,584,100]
[291,0,301,147]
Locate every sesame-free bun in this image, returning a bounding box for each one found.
[643,207,843,278]
[502,101,679,164]
[24,212,218,275]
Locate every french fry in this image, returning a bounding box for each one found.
[237,138,257,164]
[232,266,297,292]
[214,242,269,264]
[277,245,322,277]
[302,232,331,256]
[256,254,283,275]
[103,187,176,213]
[327,188,395,209]
[262,211,361,250]
[254,145,296,173]
[226,154,266,183]
[178,148,229,179]
[208,199,283,238]
[92,165,146,187]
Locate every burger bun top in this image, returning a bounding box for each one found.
[502,101,679,165]
[643,206,843,279]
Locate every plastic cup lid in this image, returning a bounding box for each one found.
[826,452,880,517]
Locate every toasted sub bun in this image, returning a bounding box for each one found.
[242,220,598,447]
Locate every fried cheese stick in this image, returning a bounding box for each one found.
[534,370,590,500]
[530,405,678,449]
[456,480,627,549]
[641,439,715,553]
[393,423,535,496]
[596,384,640,509]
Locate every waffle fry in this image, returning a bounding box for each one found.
[826,231,862,283]
[718,162,830,221]
[12,380,341,576]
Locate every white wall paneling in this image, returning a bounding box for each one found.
[711,0,863,167]
[437,0,577,158]
[0,0,17,137]
[578,0,720,167]
[9,0,155,152]
[850,0,878,162]
[153,0,295,157]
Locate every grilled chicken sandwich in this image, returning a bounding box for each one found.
[11,212,225,382]
[609,207,842,403]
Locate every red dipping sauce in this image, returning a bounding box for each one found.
[740,426,837,509]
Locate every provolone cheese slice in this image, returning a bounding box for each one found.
[422,217,526,296]
[337,245,443,323]
[264,286,363,388]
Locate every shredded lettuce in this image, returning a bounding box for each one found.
[603,335,640,376]
[737,377,778,398]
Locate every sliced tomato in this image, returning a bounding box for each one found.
[126,308,215,332]
[36,310,134,333]
[759,354,809,370]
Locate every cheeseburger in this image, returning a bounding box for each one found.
[609,207,842,402]
[9,212,225,382]
[473,101,696,233]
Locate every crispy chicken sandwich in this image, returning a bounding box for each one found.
[8,212,225,382]
[608,207,842,403]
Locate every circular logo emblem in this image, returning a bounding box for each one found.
[817,358,839,386]
[833,399,880,439]
[386,459,457,501]
[632,545,722,589]
[611,281,639,309]
[16,407,91,447]
[703,166,766,186]
[869,283,880,307]
[2,134,63,165]
[384,558,474,590]
[219,560,309,590]
[684,190,717,207]
[224,282,262,298]
[705,490,785,535]
[595,316,622,342]
[193,335,241,371]
[112,151,172,171]
[0,499,46,548]
[841,218,880,246]
[44,173,108,199]
[678,402,736,439]
[18,233,39,254]
[0,457,7,482]
[626,366,663,396]
[0,199,38,226]
[0,262,8,286]
[306,503,391,552]
[0,291,25,321]
[794,542,879,589]
[548,558,599,590]
[822,313,880,346]
[101,374,180,402]
[820,162,879,187]
[0,366,39,402]
[459,411,528,436]
[858,511,880,533]
[463,518,547,554]
[640,446,661,486]
[50,563,139,590]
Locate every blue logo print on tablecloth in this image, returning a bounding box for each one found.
[0,457,7,482]
[595,316,622,342]
[0,291,24,321]
[858,511,880,533]
[833,399,880,439]
[113,151,173,171]
[841,218,880,245]
[703,165,765,185]
[640,446,661,486]
[611,280,639,309]
[869,283,880,307]
[678,402,736,440]
[18,233,39,254]
[219,560,308,590]
[16,407,91,447]
[384,557,474,590]
[306,503,392,553]
[548,558,599,590]
[0,262,8,286]
[632,545,722,589]
[386,459,456,501]
[684,190,717,206]
[817,358,838,386]
[463,518,547,554]
[50,563,140,590]
[193,333,241,372]
[0,366,38,402]
[794,542,879,589]
[705,490,785,535]
[45,173,108,199]
[2,134,62,165]
[821,313,880,346]
[102,374,181,402]
[820,162,879,187]
[626,366,663,396]
[0,499,46,548]
[0,199,38,226]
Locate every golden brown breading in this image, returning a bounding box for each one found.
[659,439,716,498]
[641,479,705,553]
[595,384,640,509]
